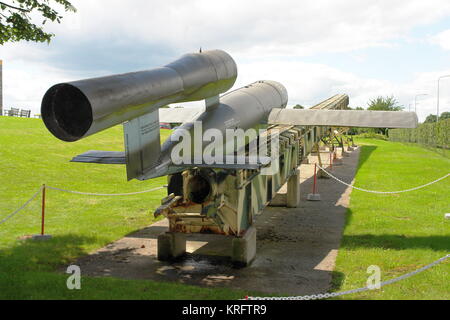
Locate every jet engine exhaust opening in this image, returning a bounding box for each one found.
[187,174,212,204]
[41,84,93,142]
[168,173,183,197]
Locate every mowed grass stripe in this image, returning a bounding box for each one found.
[332,138,449,300]
[0,117,251,299]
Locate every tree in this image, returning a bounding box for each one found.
[0,0,76,44]
[367,96,403,112]
[440,112,450,121]
[293,104,304,109]
[355,107,365,110]
[366,96,403,136]
[424,114,438,123]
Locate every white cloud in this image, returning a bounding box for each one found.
[233,57,450,121]
[1,0,450,121]
[57,0,450,56]
[430,29,450,50]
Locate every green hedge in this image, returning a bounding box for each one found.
[389,119,449,149]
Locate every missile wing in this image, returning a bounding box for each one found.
[268,93,418,129]
[268,108,418,128]
[159,108,204,124]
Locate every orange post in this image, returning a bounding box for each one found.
[330,152,333,171]
[41,184,46,235]
[313,164,317,194]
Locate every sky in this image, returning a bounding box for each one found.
[1,0,450,122]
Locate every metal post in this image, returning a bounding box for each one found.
[33,185,52,240]
[414,94,429,114]
[313,164,317,194]
[41,184,46,235]
[307,164,321,201]
[0,60,2,116]
[437,75,450,123]
[438,78,440,122]
[330,152,333,171]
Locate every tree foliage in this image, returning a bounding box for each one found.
[0,0,76,44]
[440,112,450,121]
[293,104,304,109]
[424,112,450,123]
[365,95,403,135]
[367,95,403,112]
[424,114,438,124]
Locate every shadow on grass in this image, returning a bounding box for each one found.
[340,234,450,251]
[354,145,377,175]
[0,234,98,274]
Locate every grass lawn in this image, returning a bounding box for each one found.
[332,137,450,300]
[0,117,249,299]
[0,117,448,299]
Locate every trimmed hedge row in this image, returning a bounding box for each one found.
[389,119,449,149]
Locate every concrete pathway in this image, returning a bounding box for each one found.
[74,147,361,296]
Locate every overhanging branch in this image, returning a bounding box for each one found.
[0,1,31,13]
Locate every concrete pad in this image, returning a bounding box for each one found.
[307,194,321,201]
[157,232,186,261]
[286,169,301,208]
[32,234,52,241]
[72,149,360,296]
[232,226,257,266]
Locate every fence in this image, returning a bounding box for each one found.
[389,119,449,151]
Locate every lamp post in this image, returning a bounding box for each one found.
[437,75,450,123]
[414,94,429,114]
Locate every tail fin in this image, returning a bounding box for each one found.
[123,109,161,181]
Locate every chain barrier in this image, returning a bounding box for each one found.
[1,185,166,225]
[45,185,166,196]
[247,254,450,300]
[0,186,43,225]
[316,164,449,194]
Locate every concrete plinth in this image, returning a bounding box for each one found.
[286,169,301,208]
[318,169,330,179]
[307,193,321,201]
[157,232,186,261]
[232,226,257,267]
[32,234,52,241]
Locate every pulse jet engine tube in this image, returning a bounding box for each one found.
[41,50,238,142]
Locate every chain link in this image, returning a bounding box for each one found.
[247,254,450,300]
[1,185,167,225]
[0,186,43,225]
[45,185,166,196]
[316,164,449,194]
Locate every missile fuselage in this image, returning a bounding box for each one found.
[41,50,288,180]
[42,50,237,142]
[147,80,288,179]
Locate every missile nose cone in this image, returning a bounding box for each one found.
[41,83,93,142]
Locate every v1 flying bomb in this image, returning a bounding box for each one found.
[41,50,418,265]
